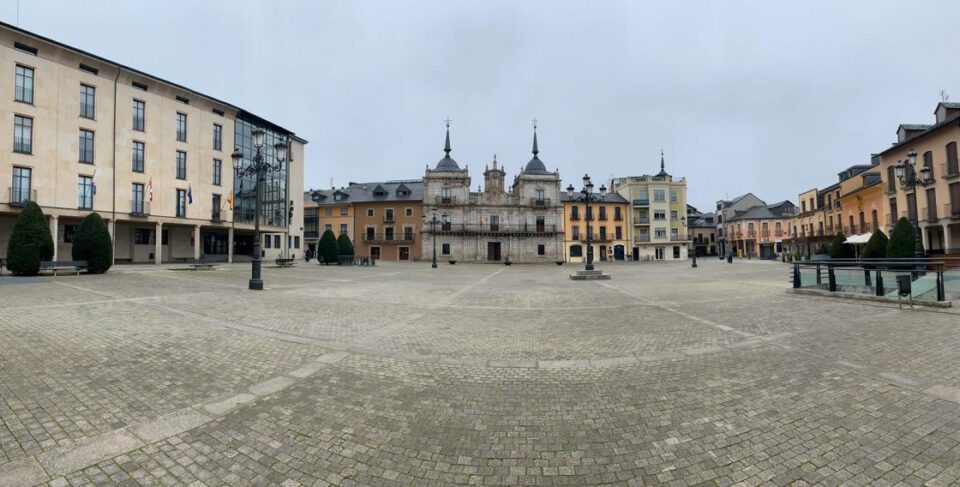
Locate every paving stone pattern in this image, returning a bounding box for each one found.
[0,259,959,486]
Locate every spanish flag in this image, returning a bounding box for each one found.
[226,193,234,210]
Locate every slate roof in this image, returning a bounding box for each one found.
[305,180,424,204]
[523,129,551,175]
[560,193,629,204]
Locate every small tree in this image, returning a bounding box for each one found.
[887,217,921,258]
[337,233,354,257]
[72,212,113,274]
[861,230,888,259]
[5,202,54,276]
[318,229,338,264]
[829,232,854,259]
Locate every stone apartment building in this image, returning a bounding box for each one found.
[561,192,630,263]
[686,205,717,256]
[0,21,306,264]
[877,101,960,255]
[715,193,765,258]
[614,155,689,261]
[421,126,563,263]
[303,188,354,255]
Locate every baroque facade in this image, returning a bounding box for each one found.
[421,126,563,263]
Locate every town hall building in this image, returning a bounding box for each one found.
[421,125,564,263]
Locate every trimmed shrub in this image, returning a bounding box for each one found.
[5,202,54,276]
[337,233,355,257]
[861,230,889,259]
[829,232,854,259]
[72,212,113,274]
[318,229,338,264]
[887,217,922,258]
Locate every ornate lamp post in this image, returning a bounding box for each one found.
[231,128,287,290]
[567,174,606,272]
[682,215,697,268]
[894,149,932,258]
[423,210,439,268]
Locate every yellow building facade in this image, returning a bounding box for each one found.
[560,193,630,262]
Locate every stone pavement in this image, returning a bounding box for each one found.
[1,259,960,486]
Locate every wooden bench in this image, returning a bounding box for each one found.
[40,260,88,276]
[187,259,217,271]
[275,258,295,267]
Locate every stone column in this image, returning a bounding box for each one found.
[49,215,59,261]
[944,223,952,253]
[921,223,930,251]
[154,222,163,265]
[108,220,116,265]
[228,227,234,263]
[193,225,201,260]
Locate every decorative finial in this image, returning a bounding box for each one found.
[493,153,497,169]
[660,149,665,171]
[532,123,539,157]
[443,117,452,157]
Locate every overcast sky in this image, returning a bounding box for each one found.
[5,1,960,210]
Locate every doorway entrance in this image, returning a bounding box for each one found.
[370,246,381,260]
[655,247,665,260]
[614,245,625,261]
[599,245,607,261]
[399,246,410,261]
[487,242,502,261]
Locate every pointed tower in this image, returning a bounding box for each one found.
[655,149,671,179]
[434,120,461,171]
[522,123,549,175]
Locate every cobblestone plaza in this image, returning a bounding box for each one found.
[2,260,960,486]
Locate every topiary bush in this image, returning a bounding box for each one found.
[318,229,338,265]
[72,212,113,274]
[862,230,888,259]
[5,202,54,276]
[829,232,854,259]
[337,233,354,257]
[887,217,921,258]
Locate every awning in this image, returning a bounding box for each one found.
[844,233,872,245]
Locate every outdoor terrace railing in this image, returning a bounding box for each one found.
[790,258,950,302]
[425,223,558,234]
[363,233,415,243]
[129,200,150,216]
[435,196,458,206]
[8,187,36,206]
[943,162,960,180]
[947,202,960,219]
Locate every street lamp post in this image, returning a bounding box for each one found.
[231,128,287,290]
[567,174,606,272]
[423,211,439,268]
[894,149,932,258]
[682,216,697,268]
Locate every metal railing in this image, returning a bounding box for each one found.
[570,214,580,221]
[8,187,36,206]
[943,162,960,179]
[633,198,649,206]
[636,217,650,224]
[435,196,458,206]
[211,209,223,222]
[791,259,948,302]
[614,215,624,221]
[363,232,416,243]
[13,137,32,153]
[922,206,938,222]
[130,200,150,216]
[581,234,612,242]
[947,202,960,219]
[634,235,651,243]
[530,198,551,207]
[426,223,557,234]
[15,85,33,103]
[670,234,690,241]
[383,214,396,223]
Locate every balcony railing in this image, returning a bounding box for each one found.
[670,234,690,241]
[580,235,613,243]
[212,209,223,223]
[636,217,650,224]
[947,202,960,219]
[435,196,458,206]
[130,200,150,216]
[598,214,608,221]
[363,232,415,244]
[614,215,623,221]
[633,198,649,206]
[923,206,938,222]
[943,162,960,180]
[570,214,580,221]
[426,223,558,234]
[383,214,395,223]
[13,137,32,154]
[530,198,551,207]
[8,187,36,207]
[634,235,651,243]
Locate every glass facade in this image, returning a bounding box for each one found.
[233,117,289,227]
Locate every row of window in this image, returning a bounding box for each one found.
[569,226,624,240]
[13,114,223,184]
[434,242,547,256]
[634,189,679,202]
[14,64,225,149]
[637,228,681,239]
[364,208,414,218]
[569,206,623,219]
